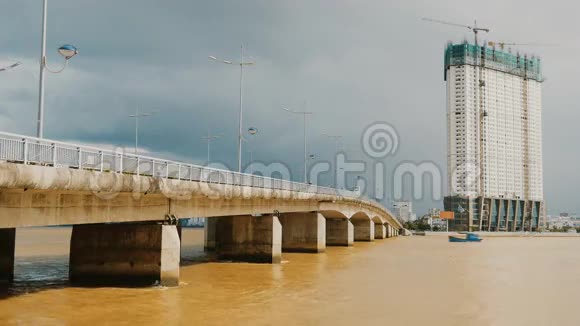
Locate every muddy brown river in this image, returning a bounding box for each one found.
[0,228,578,325]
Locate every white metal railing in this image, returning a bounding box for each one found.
[0,131,359,197]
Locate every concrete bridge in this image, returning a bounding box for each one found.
[0,132,402,286]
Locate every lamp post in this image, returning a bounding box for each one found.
[202,129,223,164]
[282,107,313,183]
[246,127,258,173]
[322,133,342,187]
[208,45,255,172]
[307,153,316,184]
[247,150,254,174]
[128,108,154,154]
[322,133,342,153]
[37,0,78,138]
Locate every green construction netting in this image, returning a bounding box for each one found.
[444,42,542,82]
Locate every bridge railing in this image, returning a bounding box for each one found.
[0,132,358,197]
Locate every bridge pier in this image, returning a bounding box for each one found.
[0,228,15,284]
[386,225,392,238]
[214,215,282,263]
[325,218,354,246]
[278,212,325,253]
[352,219,375,242]
[204,217,217,251]
[69,223,181,287]
[374,224,386,239]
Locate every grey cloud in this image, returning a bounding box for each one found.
[0,0,578,215]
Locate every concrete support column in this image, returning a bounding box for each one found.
[374,224,386,239]
[497,199,504,231]
[325,218,354,246]
[69,223,180,287]
[511,200,517,232]
[352,219,374,242]
[278,212,325,253]
[204,217,217,251]
[214,215,282,263]
[0,228,16,284]
[505,200,512,232]
[514,201,521,231]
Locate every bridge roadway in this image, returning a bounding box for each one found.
[0,132,402,286]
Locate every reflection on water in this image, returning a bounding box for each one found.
[7,256,69,297]
[1,228,580,325]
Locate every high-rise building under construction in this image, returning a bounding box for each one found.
[443,41,545,231]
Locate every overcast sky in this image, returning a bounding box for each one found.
[0,0,578,215]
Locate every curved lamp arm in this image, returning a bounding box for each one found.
[43,57,68,74]
[43,45,78,74]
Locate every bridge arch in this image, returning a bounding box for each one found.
[319,210,349,219]
[371,215,383,224]
[350,211,371,221]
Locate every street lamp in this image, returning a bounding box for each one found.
[128,109,155,154]
[37,0,78,138]
[202,129,223,164]
[322,133,343,187]
[322,133,342,153]
[307,154,316,184]
[282,107,313,183]
[208,44,255,172]
[246,127,258,173]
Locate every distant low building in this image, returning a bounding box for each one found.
[547,214,580,230]
[424,208,449,231]
[181,217,205,228]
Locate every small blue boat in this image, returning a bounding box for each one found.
[448,233,482,243]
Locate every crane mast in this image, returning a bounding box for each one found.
[422,17,490,230]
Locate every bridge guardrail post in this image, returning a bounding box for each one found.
[22,138,28,164]
[78,147,82,170]
[52,143,57,166]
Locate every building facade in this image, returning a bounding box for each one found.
[393,201,416,222]
[443,42,545,231]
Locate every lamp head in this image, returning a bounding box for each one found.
[58,45,78,60]
[248,127,258,135]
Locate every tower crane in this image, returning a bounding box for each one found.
[422,18,490,46]
[488,39,552,229]
[422,17,491,230]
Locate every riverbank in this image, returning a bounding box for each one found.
[413,230,580,238]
